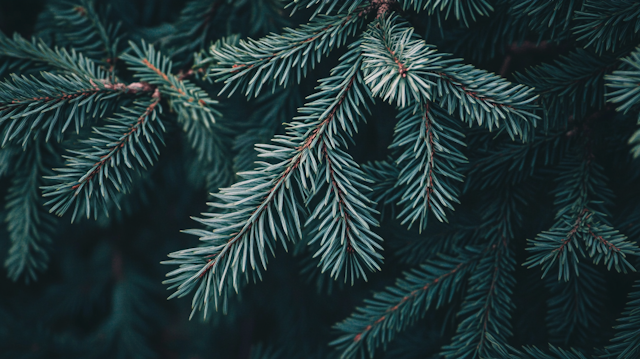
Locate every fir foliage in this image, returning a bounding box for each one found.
[4,0,640,358]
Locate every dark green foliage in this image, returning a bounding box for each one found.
[601,280,640,358]
[42,96,164,221]
[4,0,640,358]
[42,0,122,63]
[391,102,466,229]
[4,144,56,282]
[401,0,494,27]
[331,248,477,357]
[516,49,615,130]
[509,0,579,41]
[208,10,366,97]
[544,263,604,346]
[573,0,640,54]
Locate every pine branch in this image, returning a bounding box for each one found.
[400,0,494,27]
[4,144,56,282]
[163,43,381,317]
[361,15,539,141]
[510,0,579,42]
[441,241,516,359]
[516,49,616,130]
[526,210,638,281]
[156,0,224,67]
[605,47,640,158]
[525,147,640,280]
[391,101,467,230]
[331,247,480,358]
[287,0,367,18]
[46,0,122,64]
[306,145,383,283]
[545,262,604,346]
[89,271,157,358]
[122,41,230,181]
[0,32,107,78]
[601,279,640,358]
[465,130,568,190]
[0,72,130,146]
[443,4,529,63]
[295,42,383,283]
[487,334,591,359]
[0,146,17,177]
[606,47,640,114]
[206,9,367,98]
[42,93,164,221]
[122,41,221,123]
[573,0,640,54]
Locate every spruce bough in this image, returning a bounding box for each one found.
[3,0,640,358]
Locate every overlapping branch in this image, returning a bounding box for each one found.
[361,15,539,141]
[206,9,368,97]
[43,94,164,221]
[164,44,383,317]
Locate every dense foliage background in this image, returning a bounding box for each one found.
[2,1,640,359]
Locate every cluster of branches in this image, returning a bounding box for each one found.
[4,0,640,358]
[163,0,640,358]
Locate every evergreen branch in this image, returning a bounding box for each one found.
[509,0,579,42]
[524,151,616,281]
[0,146,17,177]
[206,10,367,98]
[466,130,567,189]
[391,101,467,230]
[601,279,640,358]
[443,4,529,63]
[331,248,479,359]
[155,0,224,67]
[554,151,613,221]
[122,41,229,179]
[89,271,157,358]
[42,93,164,221]
[526,210,638,281]
[300,43,383,283]
[584,222,638,272]
[517,49,616,130]
[545,262,604,346]
[361,15,538,141]
[441,242,516,359]
[47,0,122,64]
[4,144,56,282]
[122,41,221,123]
[0,32,106,78]
[360,16,442,108]
[287,0,367,18]
[487,335,591,359]
[606,47,640,114]
[306,145,383,283]
[163,44,377,317]
[606,47,640,158]
[0,72,130,146]
[400,0,494,27]
[573,0,640,54]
